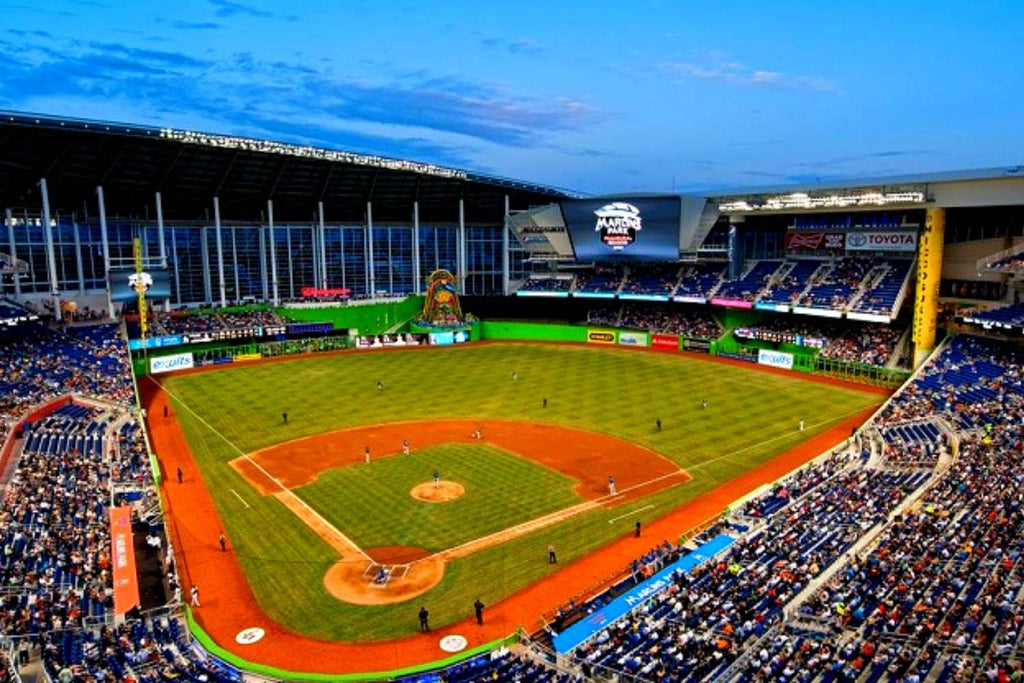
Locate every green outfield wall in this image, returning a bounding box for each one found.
[280,297,424,334]
[477,320,589,343]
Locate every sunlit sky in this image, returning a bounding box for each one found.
[1,0,1021,193]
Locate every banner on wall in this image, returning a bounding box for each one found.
[552,533,736,653]
[681,338,711,353]
[617,331,648,347]
[128,334,185,351]
[150,352,195,374]
[845,231,917,252]
[110,506,140,617]
[651,333,679,350]
[586,329,617,344]
[784,232,846,251]
[757,349,794,370]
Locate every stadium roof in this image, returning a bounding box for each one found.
[0,111,580,224]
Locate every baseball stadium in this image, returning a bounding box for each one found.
[1,110,1023,683]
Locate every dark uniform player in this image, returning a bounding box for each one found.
[418,606,429,631]
[474,598,485,625]
[656,418,662,431]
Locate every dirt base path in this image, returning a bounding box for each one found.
[143,369,880,676]
[228,419,689,605]
[230,419,687,504]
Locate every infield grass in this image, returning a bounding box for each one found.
[161,342,884,640]
[295,444,581,552]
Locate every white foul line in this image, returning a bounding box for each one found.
[609,504,653,524]
[150,377,372,563]
[228,488,251,509]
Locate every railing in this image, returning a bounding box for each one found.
[977,241,1024,272]
[812,355,911,388]
[889,256,916,317]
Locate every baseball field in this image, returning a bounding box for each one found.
[150,341,884,647]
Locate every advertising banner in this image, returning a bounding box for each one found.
[785,232,845,251]
[754,302,791,312]
[710,298,753,310]
[150,352,194,374]
[110,506,140,617]
[651,333,679,350]
[234,353,262,362]
[286,322,333,335]
[127,334,185,351]
[682,338,711,353]
[617,331,649,347]
[845,231,917,252]
[586,329,617,344]
[300,287,351,298]
[561,197,681,262]
[757,348,794,370]
[553,534,735,654]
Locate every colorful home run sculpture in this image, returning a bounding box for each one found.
[418,269,472,328]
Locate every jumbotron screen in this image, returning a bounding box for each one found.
[561,196,681,261]
[107,268,172,302]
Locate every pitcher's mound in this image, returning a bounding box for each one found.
[411,481,464,502]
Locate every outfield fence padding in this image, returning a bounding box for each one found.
[478,321,587,343]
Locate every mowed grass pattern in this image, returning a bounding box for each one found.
[295,444,581,552]
[162,343,883,640]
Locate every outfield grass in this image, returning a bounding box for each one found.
[162,343,883,640]
[295,444,581,552]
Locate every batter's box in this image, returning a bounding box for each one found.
[363,563,411,586]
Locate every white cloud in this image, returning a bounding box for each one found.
[659,53,843,94]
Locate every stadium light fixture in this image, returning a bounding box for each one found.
[158,128,468,180]
[719,188,926,213]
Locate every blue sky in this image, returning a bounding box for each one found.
[1,0,1021,193]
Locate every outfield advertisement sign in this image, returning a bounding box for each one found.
[845,230,917,252]
[682,338,711,353]
[757,349,794,370]
[128,334,185,351]
[428,330,470,346]
[150,352,195,374]
[651,333,679,350]
[586,329,617,344]
[553,534,735,654]
[617,331,648,347]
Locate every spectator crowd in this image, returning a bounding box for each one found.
[1,304,1022,683]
